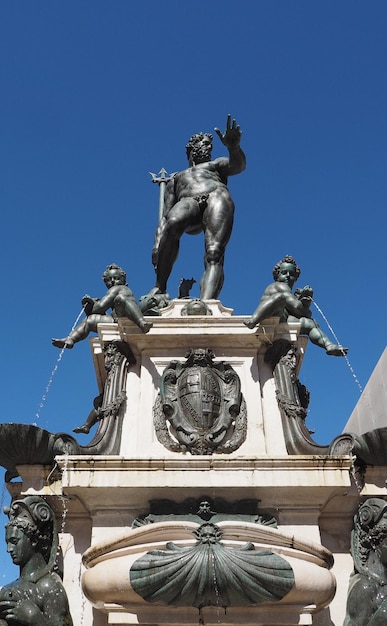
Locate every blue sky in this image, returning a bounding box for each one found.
[1,1,387,582]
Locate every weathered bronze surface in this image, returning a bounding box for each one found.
[344,498,387,625]
[0,424,80,482]
[178,277,196,298]
[52,263,152,349]
[130,521,294,608]
[0,496,73,625]
[0,341,135,479]
[133,497,278,528]
[73,340,134,438]
[181,298,213,316]
[139,289,170,316]
[245,255,348,356]
[151,115,246,300]
[330,428,387,472]
[264,339,330,454]
[153,348,246,454]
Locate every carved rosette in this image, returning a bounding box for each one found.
[153,348,247,454]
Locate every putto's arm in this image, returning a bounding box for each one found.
[294,286,313,309]
[90,290,116,314]
[81,294,98,316]
[214,114,246,176]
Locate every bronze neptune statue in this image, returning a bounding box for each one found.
[151,115,246,300]
[244,255,347,356]
[52,263,152,349]
[0,495,73,625]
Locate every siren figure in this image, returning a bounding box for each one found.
[0,495,73,626]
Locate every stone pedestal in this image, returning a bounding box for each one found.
[6,301,387,625]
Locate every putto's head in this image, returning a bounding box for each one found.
[102,263,127,287]
[272,255,301,284]
[186,132,213,164]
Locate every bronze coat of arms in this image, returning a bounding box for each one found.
[153,348,247,455]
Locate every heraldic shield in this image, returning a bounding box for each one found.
[153,348,247,455]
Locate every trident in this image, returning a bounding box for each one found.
[149,168,175,224]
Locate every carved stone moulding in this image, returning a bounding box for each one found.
[81,521,335,624]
